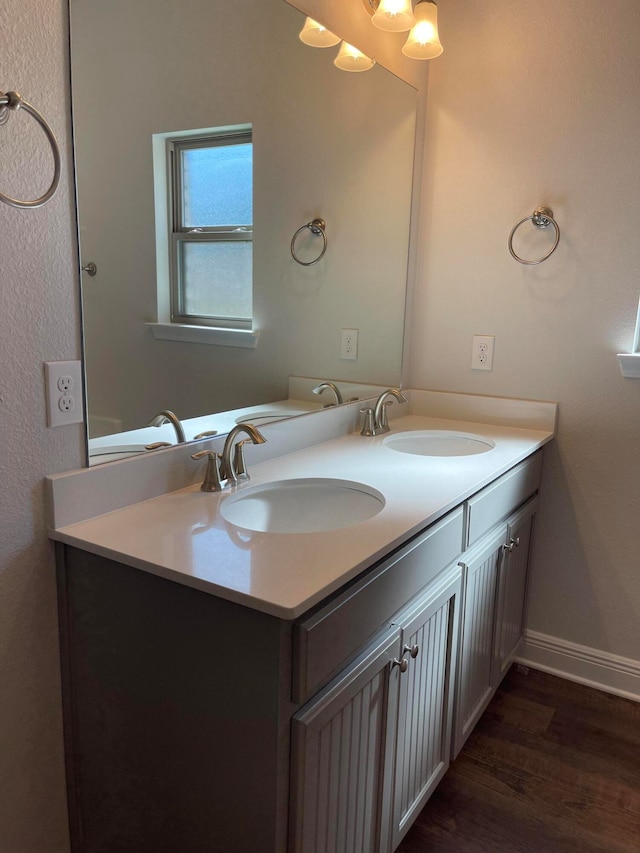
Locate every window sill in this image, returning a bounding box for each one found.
[617,353,640,378]
[146,322,259,349]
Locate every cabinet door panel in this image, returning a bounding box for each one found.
[389,568,462,851]
[290,627,401,853]
[493,498,537,684]
[453,527,505,757]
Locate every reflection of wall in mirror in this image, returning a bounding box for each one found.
[72,0,417,437]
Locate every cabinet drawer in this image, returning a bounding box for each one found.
[465,452,542,548]
[292,507,464,704]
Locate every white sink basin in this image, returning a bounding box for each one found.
[383,430,495,457]
[221,478,385,534]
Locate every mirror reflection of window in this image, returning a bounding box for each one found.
[166,129,253,329]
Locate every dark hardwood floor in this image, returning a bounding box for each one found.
[397,666,640,852]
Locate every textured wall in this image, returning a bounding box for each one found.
[410,0,640,659]
[0,1,80,850]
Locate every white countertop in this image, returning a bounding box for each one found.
[51,413,554,620]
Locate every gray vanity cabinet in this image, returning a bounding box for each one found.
[290,566,462,853]
[55,451,543,853]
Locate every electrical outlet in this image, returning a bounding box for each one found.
[45,360,84,427]
[471,335,495,371]
[340,328,358,360]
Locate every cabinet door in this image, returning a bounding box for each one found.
[388,568,462,852]
[453,526,506,757]
[493,497,537,685]
[290,626,402,853]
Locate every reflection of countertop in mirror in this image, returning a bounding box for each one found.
[51,391,558,620]
[87,378,391,464]
[88,399,322,464]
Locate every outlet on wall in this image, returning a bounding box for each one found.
[340,328,358,360]
[471,335,495,371]
[45,360,85,427]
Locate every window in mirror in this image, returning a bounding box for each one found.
[166,129,253,329]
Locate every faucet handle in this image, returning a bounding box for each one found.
[233,440,252,481]
[191,449,224,492]
[360,407,376,437]
[193,430,218,440]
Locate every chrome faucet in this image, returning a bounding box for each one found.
[313,382,343,407]
[361,388,407,436]
[220,423,267,485]
[148,410,186,443]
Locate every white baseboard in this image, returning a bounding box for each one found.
[517,630,640,703]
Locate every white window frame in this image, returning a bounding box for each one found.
[148,124,259,349]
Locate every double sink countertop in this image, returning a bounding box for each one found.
[49,404,556,620]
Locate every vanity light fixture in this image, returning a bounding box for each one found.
[371,0,415,32]
[364,0,444,59]
[334,41,376,72]
[299,17,375,72]
[298,17,341,48]
[402,0,443,59]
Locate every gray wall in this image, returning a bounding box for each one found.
[411,0,640,660]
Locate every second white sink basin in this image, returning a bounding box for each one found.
[221,478,385,534]
[384,430,495,457]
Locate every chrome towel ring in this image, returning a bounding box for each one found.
[291,218,327,266]
[508,206,560,265]
[0,90,61,209]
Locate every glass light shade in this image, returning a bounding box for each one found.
[334,42,375,72]
[298,17,341,48]
[371,0,415,33]
[402,0,443,59]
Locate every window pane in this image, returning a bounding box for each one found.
[182,143,252,228]
[181,241,252,319]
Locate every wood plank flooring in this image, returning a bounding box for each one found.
[396,666,640,852]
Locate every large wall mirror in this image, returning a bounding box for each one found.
[70,0,417,464]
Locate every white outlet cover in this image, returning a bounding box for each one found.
[340,328,358,360]
[45,360,84,427]
[471,335,495,371]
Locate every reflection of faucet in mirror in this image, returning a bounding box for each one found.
[220,424,267,485]
[147,410,186,444]
[313,382,343,407]
[373,388,407,434]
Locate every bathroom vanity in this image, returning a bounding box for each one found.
[50,398,555,853]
